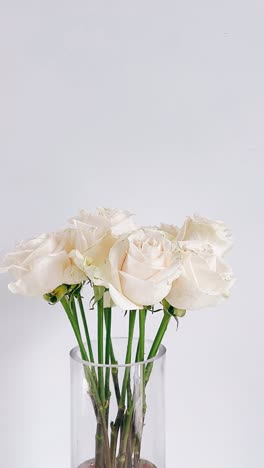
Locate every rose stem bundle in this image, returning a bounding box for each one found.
[61,295,111,466]
[60,291,170,468]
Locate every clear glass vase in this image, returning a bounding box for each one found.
[70,338,166,468]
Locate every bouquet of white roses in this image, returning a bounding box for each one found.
[1,208,234,468]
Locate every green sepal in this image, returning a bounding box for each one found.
[43,293,57,304]
[162,299,186,318]
[67,283,83,297]
[43,284,68,304]
[145,305,154,311]
[174,308,186,317]
[93,285,105,304]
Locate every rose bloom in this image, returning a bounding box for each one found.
[161,214,233,256]
[166,241,235,310]
[0,231,86,296]
[69,207,137,277]
[162,215,235,310]
[94,228,182,310]
[0,207,136,297]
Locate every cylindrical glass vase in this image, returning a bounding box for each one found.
[70,338,166,468]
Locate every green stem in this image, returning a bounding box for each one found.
[138,309,146,362]
[118,376,134,468]
[77,293,94,363]
[96,299,105,468]
[95,422,104,467]
[117,402,133,468]
[133,309,147,468]
[96,298,106,467]
[61,298,100,410]
[61,296,111,466]
[120,310,137,406]
[110,340,121,404]
[104,307,112,425]
[134,309,170,467]
[145,311,172,384]
[77,293,98,389]
[61,296,88,361]
[105,307,112,364]
[97,296,105,406]
[111,310,136,467]
[70,296,82,336]
[104,313,121,404]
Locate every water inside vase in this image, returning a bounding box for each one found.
[78,460,157,468]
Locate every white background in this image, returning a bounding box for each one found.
[0,1,263,467]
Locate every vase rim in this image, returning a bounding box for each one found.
[70,337,166,368]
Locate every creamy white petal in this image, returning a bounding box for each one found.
[177,215,233,256]
[84,233,115,267]
[8,252,70,296]
[63,265,87,285]
[103,291,115,308]
[150,257,182,284]
[108,284,141,310]
[110,216,138,236]
[122,252,162,280]
[109,236,129,290]
[21,235,58,267]
[92,261,112,287]
[166,274,222,310]
[120,270,172,306]
[0,262,28,279]
[70,207,137,238]
[166,252,235,310]
[69,249,86,272]
[160,223,180,239]
[191,255,233,296]
[104,227,183,308]
[69,210,109,230]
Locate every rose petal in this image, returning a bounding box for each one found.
[8,252,70,296]
[122,252,162,280]
[63,265,87,285]
[120,270,172,306]
[108,284,141,309]
[177,215,233,256]
[109,236,129,290]
[166,252,235,310]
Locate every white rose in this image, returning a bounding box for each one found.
[166,241,235,310]
[95,228,182,309]
[69,207,137,278]
[0,231,86,296]
[176,214,233,256]
[159,223,179,239]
